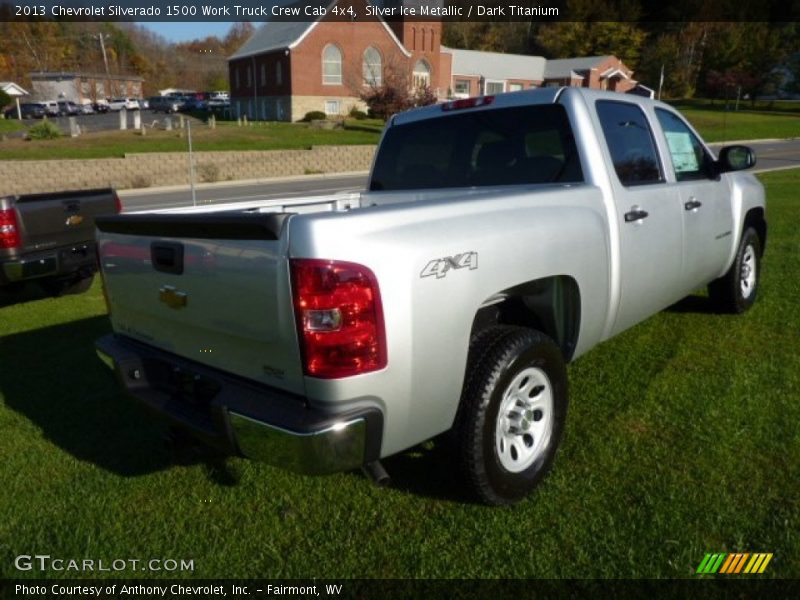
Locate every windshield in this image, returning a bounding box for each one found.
[370,104,582,191]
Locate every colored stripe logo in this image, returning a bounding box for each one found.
[696,553,773,574]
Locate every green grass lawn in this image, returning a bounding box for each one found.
[0,118,25,134]
[0,119,381,160]
[1,105,796,162]
[675,106,800,143]
[1,170,798,579]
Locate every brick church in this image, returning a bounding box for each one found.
[228,0,641,121]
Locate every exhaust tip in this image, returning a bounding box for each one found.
[362,460,391,487]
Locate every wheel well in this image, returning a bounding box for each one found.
[470,276,581,362]
[744,207,767,254]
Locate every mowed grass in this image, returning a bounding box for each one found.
[0,119,25,134]
[1,103,797,162]
[0,171,798,579]
[0,119,381,160]
[672,104,800,143]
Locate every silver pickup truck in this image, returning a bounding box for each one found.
[95,88,766,505]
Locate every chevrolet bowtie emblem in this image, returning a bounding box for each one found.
[159,285,188,309]
[65,215,84,226]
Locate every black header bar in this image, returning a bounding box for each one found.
[1,0,798,22]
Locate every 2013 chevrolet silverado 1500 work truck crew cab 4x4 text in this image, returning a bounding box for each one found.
[1,188,121,295]
[94,88,766,505]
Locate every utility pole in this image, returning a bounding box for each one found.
[96,33,110,98]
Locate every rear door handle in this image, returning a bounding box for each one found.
[624,208,649,223]
[684,199,703,211]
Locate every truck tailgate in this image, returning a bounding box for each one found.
[96,212,306,396]
[8,188,118,251]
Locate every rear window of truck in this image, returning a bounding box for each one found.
[369,104,583,191]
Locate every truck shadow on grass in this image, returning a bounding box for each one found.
[369,442,476,504]
[0,282,51,308]
[666,293,718,314]
[1,315,209,478]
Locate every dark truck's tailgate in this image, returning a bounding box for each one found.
[4,188,118,253]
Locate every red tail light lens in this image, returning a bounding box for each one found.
[113,191,123,214]
[291,259,386,379]
[0,208,21,249]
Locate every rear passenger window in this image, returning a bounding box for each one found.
[596,100,663,186]
[370,104,582,191]
[655,108,716,181]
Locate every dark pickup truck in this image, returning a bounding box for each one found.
[1,188,120,295]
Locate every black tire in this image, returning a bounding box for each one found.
[708,227,761,314]
[454,326,568,506]
[40,274,95,297]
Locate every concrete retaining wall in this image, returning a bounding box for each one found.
[0,145,377,195]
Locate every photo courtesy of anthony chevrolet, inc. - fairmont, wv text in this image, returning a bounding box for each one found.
[0,0,799,596]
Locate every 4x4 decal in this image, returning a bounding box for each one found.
[420,252,479,279]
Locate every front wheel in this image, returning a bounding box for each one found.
[454,326,568,506]
[708,227,762,313]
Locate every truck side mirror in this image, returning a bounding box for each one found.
[718,145,756,172]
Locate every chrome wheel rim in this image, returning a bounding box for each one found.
[495,367,554,473]
[740,244,757,299]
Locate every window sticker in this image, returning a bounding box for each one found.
[665,131,699,172]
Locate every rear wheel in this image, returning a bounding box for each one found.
[709,227,761,313]
[454,326,568,506]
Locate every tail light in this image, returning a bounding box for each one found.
[0,208,21,249]
[113,191,123,214]
[442,95,495,112]
[291,259,386,379]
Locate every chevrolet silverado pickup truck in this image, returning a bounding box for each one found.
[1,188,120,295]
[95,88,766,505]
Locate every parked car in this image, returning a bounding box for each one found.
[41,101,59,117]
[94,88,766,505]
[79,103,95,115]
[3,103,46,119]
[148,96,181,114]
[207,98,230,109]
[93,101,110,113]
[109,98,140,111]
[57,101,80,116]
[182,97,207,111]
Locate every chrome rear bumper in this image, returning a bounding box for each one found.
[95,334,382,475]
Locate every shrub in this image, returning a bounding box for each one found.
[301,111,327,122]
[198,162,220,183]
[0,90,11,111]
[129,175,151,189]
[349,108,369,120]
[27,120,61,140]
[360,79,438,121]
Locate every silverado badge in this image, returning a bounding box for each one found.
[65,215,84,226]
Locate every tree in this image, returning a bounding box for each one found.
[223,22,255,56]
[359,67,437,121]
[0,89,11,111]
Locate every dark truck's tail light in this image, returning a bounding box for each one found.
[291,259,386,379]
[0,208,21,249]
[113,191,123,214]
